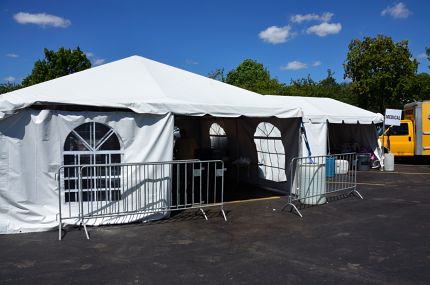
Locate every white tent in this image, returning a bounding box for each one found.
[264,95,384,160]
[0,56,302,234]
[0,56,301,119]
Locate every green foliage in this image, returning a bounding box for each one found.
[0,82,22,94]
[282,70,358,105]
[223,60,359,105]
[225,59,285,94]
[22,47,91,87]
[208,68,226,82]
[416,73,430,100]
[426,47,430,69]
[344,35,418,112]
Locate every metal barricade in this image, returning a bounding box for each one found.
[285,153,362,217]
[57,160,226,240]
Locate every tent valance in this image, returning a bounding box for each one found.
[265,95,383,124]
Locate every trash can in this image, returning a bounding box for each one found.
[357,154,370,171]
[326,156,336,177]
[298,163,326,205]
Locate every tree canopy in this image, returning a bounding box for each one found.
[21,47,91,87]
[225,59,285,94]
[0,82,21,94]
[344,35,418,113]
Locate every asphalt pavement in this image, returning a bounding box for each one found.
[1,164,429,285]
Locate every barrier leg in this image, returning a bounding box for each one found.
[283,203,303,218]
[220,208,227,221]
[199,208,208,220]
[58,222,62,241]
[82,222,90,240]
[351,189,364,200]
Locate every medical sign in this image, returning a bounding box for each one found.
[385,109,402,126]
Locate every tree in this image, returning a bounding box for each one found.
[416,73,430,101]
[344,35,418,113]
[0,82,22,94]
[208,68,226,82]
[22,47,91,87]
[225,59,284,94]
[426,47,430,69]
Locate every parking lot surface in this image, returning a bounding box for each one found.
[1,164,429,285]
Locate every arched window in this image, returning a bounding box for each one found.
[254,122,286,182]
[63,122,122,202]
[209,122,228,150]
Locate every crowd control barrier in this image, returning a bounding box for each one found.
[57,160,226,240]
[285,153,362,217]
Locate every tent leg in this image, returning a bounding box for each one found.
[200,208,208,220]
[351,189,364,200]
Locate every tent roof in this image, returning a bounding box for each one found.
[0,56,302,119]
[265,95,383,124]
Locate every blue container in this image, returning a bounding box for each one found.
[326,156,336,177]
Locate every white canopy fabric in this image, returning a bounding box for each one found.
[0,56,302,119]
[264,95,383,124]
[264,95,383,161]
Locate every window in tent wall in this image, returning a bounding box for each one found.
[62,122,123,203]
[209,122,228,151]
[254,122,286,182]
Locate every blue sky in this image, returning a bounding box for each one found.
[1,0,429,85]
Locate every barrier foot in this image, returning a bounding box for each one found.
[352,189,364,200]
[82,222,90,240]
[286,203,303,218]
[58,223,62,241]
[200,208,208,220]
[220,209,227,221]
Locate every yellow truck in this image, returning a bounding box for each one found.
[380,101,430,156]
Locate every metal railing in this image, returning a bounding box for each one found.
[57,160,227,240]
[285,153,362,217]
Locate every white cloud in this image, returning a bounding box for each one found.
[306,22,342,37]
[381,2,412,19]
[281,61,308,71]
[312,60,321,67]
[94,58,105,65]
[13,12,71,28]
[93,58,105,66]
[290,12,334,23]
[85,52,105,66]
[6,53,19,58]
[3,76,16,82]
[185,59,199,65]
[259,25,293,44]
[416,53,427,59]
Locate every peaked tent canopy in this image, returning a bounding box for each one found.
[0,56,301,119]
